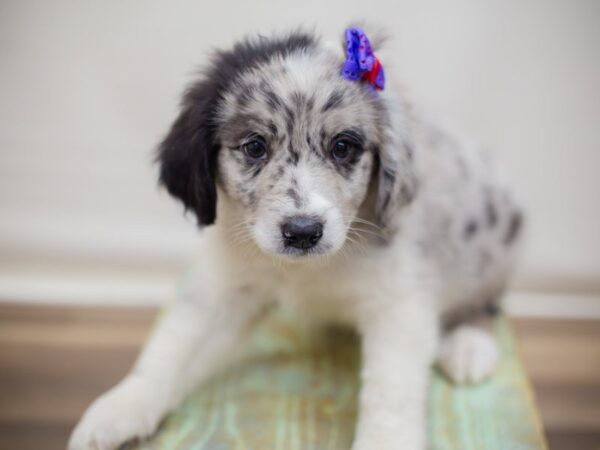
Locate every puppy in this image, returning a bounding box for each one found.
[69,26,522,450]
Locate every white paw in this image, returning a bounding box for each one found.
[68,374,169,450]
[436,325,499,384]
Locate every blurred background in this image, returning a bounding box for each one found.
[0,1,598,449]
[1,0,599,314]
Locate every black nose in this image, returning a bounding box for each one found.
[281,216,324,249]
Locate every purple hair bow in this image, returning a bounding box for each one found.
[341,27,385,91]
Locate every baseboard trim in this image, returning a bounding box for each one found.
[0,270,599,319]
[0,270,174,306]
[505,291,600,319]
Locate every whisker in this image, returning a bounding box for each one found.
[347,226,383,239]
[341,215,382,230]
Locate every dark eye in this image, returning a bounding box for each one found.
[331,139,353,161]
[242,138,267,161]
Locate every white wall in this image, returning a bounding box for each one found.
[1,1,599,308]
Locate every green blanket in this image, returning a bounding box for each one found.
[128,312,547,450]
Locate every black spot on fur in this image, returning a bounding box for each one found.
[484,301,501,316]
[271,164,285,182]
[322,90,344,112]
[247,190,257,206]
[156,31,316,226]
[319,128,328,149]
[237,86,256,109]
[375,160,396,197]
[504,211,523,245]
[406,143,414,161]
[306,95,315,112]
[249,164,263,178]
[464,220,478,240]
[381,191,392,212]
[306,133,323,160]
[288,144,300,165]
[284,104,295,136]
[382,166,396,183]
[286,188,303,208]
[264,89,283,111]
[268,121,278,138]
[485,199,498,228]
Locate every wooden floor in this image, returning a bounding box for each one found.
[0,304,598,450]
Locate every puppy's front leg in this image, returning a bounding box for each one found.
[69,289,264,450]
[352,294,438,450]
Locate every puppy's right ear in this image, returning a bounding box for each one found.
[373,95,418,238]
[156,80,219,226]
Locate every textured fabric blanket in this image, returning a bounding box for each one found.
[127,311,547,450]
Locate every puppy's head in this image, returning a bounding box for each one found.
[157,29,416,259]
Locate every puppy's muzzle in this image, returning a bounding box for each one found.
[281,216,323,250]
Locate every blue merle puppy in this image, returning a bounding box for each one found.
[70,25,523,450]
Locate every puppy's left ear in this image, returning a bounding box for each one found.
[374,96,418,236]
[156,80,219,226]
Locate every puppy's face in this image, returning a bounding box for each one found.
[157,31,416,260]
[216,53,382,258]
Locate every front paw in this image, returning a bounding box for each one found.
[68,374,170,450]
[436,325,499,384]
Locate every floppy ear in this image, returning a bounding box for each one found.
[156,80,219,226]
[374,96,418,236]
